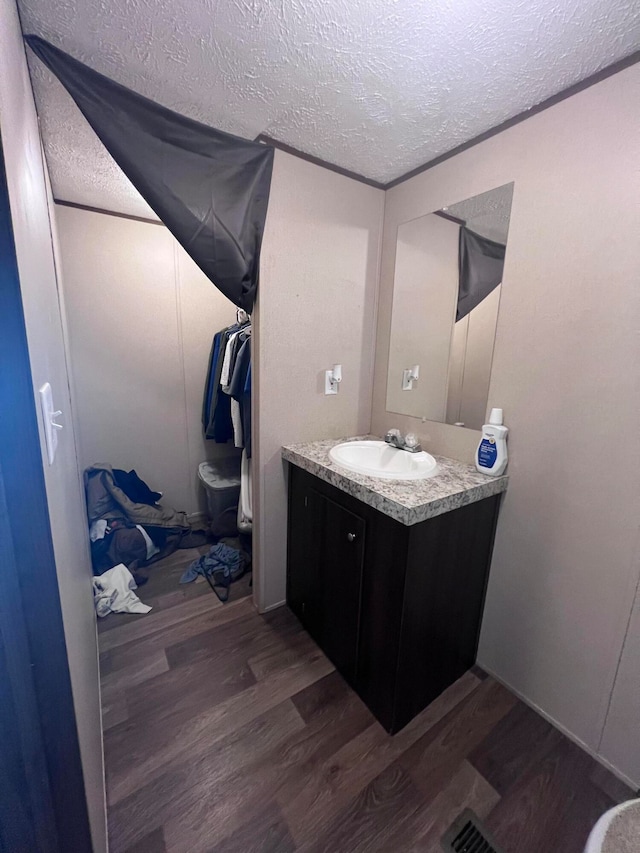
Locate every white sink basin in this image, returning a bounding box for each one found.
[329,440,438,480]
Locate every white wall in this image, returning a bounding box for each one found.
[254,150,384,611]
[0,1,106,848]
[372,65,640,782]
[55,205,238,517]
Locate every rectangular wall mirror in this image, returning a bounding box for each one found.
[386,182,514,431]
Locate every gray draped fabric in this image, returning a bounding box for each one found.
[457,226,506,322]
[25,35,273,313]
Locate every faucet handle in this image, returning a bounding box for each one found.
[385,428,401,444]
[404,433,422,452]
[404,433,419,449]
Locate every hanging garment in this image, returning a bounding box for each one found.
[228,337,252,453]
[25,36,274,313]
[229,336,251,458]
[92,564,151,617]
[228,337,251,399]
[238,450,252,534]
[209,380,233,443]
[231,400,243,448]
[243,363,252,459]
[203,322,250,443]
[202,331,223,430]
[204,325,243,442]
[220,329,245,389]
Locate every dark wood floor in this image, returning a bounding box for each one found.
[98,551,633,853]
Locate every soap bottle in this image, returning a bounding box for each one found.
[475,408,508,476]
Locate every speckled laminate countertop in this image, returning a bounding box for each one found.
[282,435,508,525]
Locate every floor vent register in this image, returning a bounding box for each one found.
[441,809,504,853]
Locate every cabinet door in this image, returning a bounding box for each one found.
[287,467,365,685]
[287,467,319,626]
[314,493,365,683]
[394,495,501,730]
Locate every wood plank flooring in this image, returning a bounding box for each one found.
[98,551,634,853]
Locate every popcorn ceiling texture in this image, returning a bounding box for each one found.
[19,0,640,217]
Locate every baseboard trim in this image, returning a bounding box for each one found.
[258,598,286,615]
[479,662,638,790]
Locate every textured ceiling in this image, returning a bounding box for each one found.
[19,0,640,217]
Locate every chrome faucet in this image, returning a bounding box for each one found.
[384,429,422,453]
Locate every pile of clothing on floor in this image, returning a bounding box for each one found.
[180,535,251,603]
[85,464,206,588]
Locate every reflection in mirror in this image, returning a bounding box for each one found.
[386,183,513,431]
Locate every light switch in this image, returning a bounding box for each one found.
[402,365,420,391]
[39,382,63,465]
[325,364,342,395]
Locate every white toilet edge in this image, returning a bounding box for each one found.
[584,798,640,853]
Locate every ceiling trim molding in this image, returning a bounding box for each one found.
[258,47,640,192]
[385,47,640,190]
[434,210,465,227]
[256,134,386,190]
[54,198,162,225]
[54,44,640,218]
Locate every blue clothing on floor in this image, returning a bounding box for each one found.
[180,543,243,585]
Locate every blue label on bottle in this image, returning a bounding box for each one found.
[478,437,497,468]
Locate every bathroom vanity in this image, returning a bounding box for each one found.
[283,436,508,734]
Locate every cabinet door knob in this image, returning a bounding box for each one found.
[347,532,357,542]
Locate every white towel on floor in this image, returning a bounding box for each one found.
[92,564,152,617]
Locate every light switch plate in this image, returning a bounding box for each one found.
[325,364,342,395]
[402,364,420,391]
[325,370,338,395]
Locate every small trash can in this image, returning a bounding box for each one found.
[198,458,241,528]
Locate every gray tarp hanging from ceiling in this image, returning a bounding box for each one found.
[25,35,274,313]
[457,226,506,322]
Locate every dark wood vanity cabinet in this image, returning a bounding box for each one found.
[286,464,501,733]
[287,479,366,684]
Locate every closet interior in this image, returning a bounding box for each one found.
[56,204,254,620]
